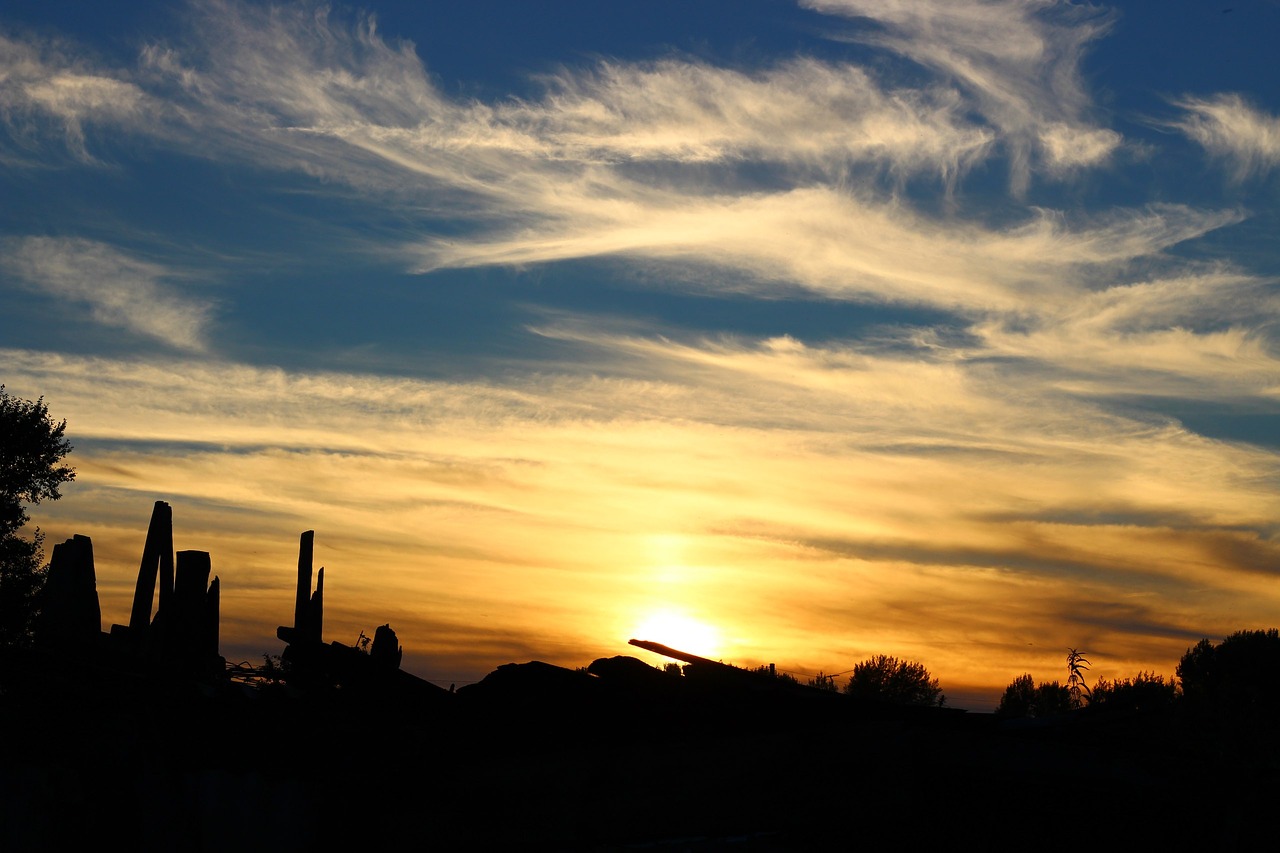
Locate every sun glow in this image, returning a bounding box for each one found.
[631,610,722,659]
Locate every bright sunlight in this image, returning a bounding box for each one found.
[631,610,722,659]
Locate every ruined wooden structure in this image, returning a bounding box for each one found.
[111,501,222,675]
[36,534,101,652]
[31,497,432,697]
[275,530,440,700]
[34,500,223,678]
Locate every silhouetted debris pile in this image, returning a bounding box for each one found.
[275,528,444,702]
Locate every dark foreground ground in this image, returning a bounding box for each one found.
[3,651,1277,851]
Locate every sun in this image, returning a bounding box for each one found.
[631,610,721,659]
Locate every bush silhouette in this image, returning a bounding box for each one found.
[843,654,945,707]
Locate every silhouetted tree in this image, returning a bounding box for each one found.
[806,671,839,692]
[995,673,1072,718]
[996,673,1036,717]
[1034,681,1071,716]
[0,530,46,649]
[843,655,945,707]
[1178,629,1280,719]
[747,664,800,685]
[0,386,75,649]
[1088,671,1177,713]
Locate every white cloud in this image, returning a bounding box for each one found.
[492,59,994,180]
[0,32,154,163]
[132,0,999,202]
[802,0,1122,192]
[413,191,1243,316]
[118,0,1185,318]
[7,332,1280,686]
[1174,93,1280,182]
[5,237,213,350]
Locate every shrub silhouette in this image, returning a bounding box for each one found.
[843,654,945,707]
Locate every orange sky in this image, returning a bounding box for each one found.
[16,345,1279,710]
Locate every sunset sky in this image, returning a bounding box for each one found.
[3,0,1279,709]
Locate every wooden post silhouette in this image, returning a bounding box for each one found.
[371,623,402,669]
[129,500,174,635]
[205,575,220,662]
[38,534,101,651]
[293,530,315,640]
[308,566,324,644]
[172,550,211,667]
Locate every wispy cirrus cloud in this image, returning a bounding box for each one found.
[120,0,1007,244]
[488,58,994,182]
[802,0,1122,193]
[974,268,1280,402]
[7,326,1279,686]
[6,2,1219,324]
[0,32,155,164]
[1173,93,1280,182]
[4,237,213,350]
[413,193,1243,314]
[124,0,1209,321]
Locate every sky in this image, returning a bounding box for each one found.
[3,0,1279,709]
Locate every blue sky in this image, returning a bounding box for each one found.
[3,0,1279,707]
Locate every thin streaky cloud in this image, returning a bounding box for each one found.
[413,193,1242,315]
[135,0,998,199]
[0,32,154,164]
[1173,93,1280,182]
[803,0,1121,193]
[4,237,213,351]
[9,344,1280,688]
[130,1,1239,319]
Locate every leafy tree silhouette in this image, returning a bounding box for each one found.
[806,670,839,692]
[1178,629,1280,720]
[1088,671,1176,713]
[0,386,75,649]
[843,654,945,707]
[995,673,1071,718]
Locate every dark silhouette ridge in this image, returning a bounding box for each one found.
[5,498,1280,849]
